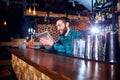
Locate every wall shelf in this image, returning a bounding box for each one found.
[93,1,112,11]
[25,10,89,21]
[95,19,118,25]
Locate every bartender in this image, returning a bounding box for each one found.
[40,17,84,56]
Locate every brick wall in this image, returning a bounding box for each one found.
[36,22,91,42]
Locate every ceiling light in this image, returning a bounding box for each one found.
[28,7,32,13]
[33,7,36,15]
[3,21,7,26]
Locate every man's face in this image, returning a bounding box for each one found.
[56,20,67,36]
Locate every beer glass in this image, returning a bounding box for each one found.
[73,39,85,58]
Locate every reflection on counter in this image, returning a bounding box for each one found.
[7,47,120,80]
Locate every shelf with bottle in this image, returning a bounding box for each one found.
[95,20,109,25]
[95,19,118,25]
[93,0,112,11]
[93,10,117,25]
[93,0,114,24]
[87,0,120,63]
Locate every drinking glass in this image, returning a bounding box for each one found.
[73,39,85,58]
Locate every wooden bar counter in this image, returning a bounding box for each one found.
[7,47,120,80]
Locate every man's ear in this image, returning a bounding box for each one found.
[66,22,69,27]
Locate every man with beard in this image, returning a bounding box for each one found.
[40,17,84,56]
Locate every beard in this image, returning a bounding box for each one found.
[58,27,67,36]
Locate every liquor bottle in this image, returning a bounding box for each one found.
[94,0,99,8]
[28,36,34,48]
[95,12,99,23]
[117,0,120,11]
[100,0,105,5]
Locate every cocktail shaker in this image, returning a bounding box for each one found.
[93,34,102,60]
[85,35,93,59]
[105,31,120,63]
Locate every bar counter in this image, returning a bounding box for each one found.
[7,47,120,80]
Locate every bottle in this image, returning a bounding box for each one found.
[100,0,105,5]
[108,8,112,20]
[94,0,99,8]
[95,12,99,23]
[28,36,34,48]
[117,0,120,11]
[98,11,102,22]
[101,13,105,21]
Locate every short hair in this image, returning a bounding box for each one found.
[57,17,70,23]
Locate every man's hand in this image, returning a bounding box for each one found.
[39,35,54,47]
